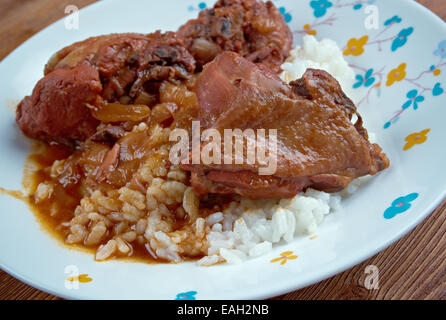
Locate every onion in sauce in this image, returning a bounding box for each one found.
[90,103,151,123]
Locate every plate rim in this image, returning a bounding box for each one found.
[0,0,445,300]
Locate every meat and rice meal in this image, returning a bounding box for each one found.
[15,0,389,265]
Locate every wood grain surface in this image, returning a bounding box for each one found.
[0,0,445,300]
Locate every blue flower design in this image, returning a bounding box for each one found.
[402,90,425,110]
[384,118,399,129]
[188,2,206,12]
[384,193,419,219]
[391,27,414,52]
[353,69,376,88]
[352,0,375,11]
[433,82,444,96]
[384,15,402,26]
[310,0,333,18]
[279,7,292,23]
[175,291,197,300]
[434,40,446,58]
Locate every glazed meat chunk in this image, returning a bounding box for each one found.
[181,52,390,199]
[16,64,102,145]
[177,0,293,71]
[17,32,196,145]
[44,31,196,103]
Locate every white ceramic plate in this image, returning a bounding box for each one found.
[0,0,445,300]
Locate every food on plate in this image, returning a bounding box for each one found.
[13,0,389,265]
[182,52,389,199]
[17,31,195,146]
[177,0,293,71]
[16,64,102,145]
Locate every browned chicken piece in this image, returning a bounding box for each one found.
[181,52,390,199]
[16,64,102,145]
[177,0,293,72]
[44,31,195,102]
[17,31,196,145]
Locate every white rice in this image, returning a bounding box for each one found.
[198,190,341,265]
[198,35,360,266]
[281,35,356,99]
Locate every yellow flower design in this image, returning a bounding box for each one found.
[343,36,369,56]
[433,69,441,76]
[270,251,298,265]
[303,24,317,36]
[386,63,407,86]
[66,274,93,283]
[403,129,431,151]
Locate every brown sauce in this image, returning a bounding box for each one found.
[7,141,158,263]
[0,188,29,202]
[1,143,91,256]
[26,143,76,236]
[6,81,227,264]
[6,140,212,264]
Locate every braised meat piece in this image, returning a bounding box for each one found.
[16,64,102,145]
[177,0,293,72]
[17,32,196,145]
[181,52,390,199]
[17,1,293,146]
[44,31,195,102]
[90,125,127,146]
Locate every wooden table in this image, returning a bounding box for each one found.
[0,0,445,300]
